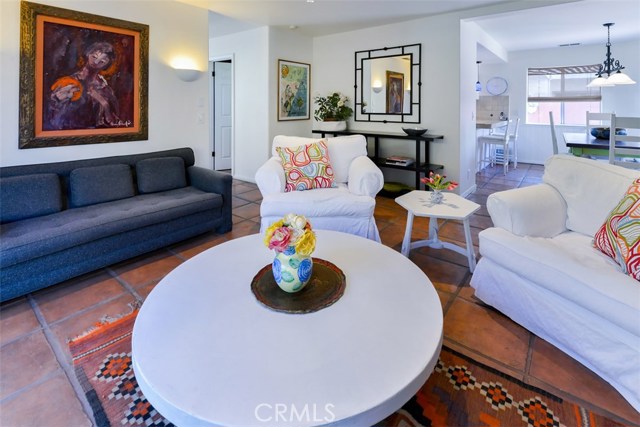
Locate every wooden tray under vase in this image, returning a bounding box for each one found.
[251,258,346,314]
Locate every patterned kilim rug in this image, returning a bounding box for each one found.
[69,310,625,427]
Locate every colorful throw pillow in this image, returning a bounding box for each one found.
[593,178,640,280]
[276,140,336,192]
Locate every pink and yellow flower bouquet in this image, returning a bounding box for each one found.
[420,171,458,191]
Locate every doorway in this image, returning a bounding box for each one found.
[211,58,233,171]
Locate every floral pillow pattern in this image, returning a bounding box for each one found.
[276,140,336,192]
[593,177,640,280]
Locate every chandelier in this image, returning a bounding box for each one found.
[588,23,636,87]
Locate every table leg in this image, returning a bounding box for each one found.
[428,217,441,246]
[415,139,421,189]
[463,218,476,272]
[401,211,415,257]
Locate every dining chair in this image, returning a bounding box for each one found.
[609,115,640,169]
[477,117,520,175]
[586,112,613,137]
[549,111,559,155]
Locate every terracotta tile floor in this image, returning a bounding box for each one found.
[1,163,639,426]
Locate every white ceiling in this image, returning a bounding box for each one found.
[199,0,516,38]
[191,0,640,54]
[473,0,640,52]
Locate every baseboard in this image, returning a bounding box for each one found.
[232,173,256,184]
[461,184,477,198]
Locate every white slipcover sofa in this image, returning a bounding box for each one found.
[471,155,640,411]
[255,135,384,241]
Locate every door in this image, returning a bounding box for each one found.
[213,60,232,170]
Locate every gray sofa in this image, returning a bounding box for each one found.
[0,147,232,302]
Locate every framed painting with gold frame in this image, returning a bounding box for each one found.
[19,1,149,148]
[386,71,404,114]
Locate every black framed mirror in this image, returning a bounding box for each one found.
[354,43,421,123]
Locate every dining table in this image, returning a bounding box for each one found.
[476,119,508,130]
[563,132,640,158]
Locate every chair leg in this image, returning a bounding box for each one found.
[502,142,509,175]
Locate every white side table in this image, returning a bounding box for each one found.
[395,190,480,272]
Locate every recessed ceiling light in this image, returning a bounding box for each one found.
[289,25,298,30]
[306,0,314,3]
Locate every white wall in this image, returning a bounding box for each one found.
[268,27,314,144]
[209,26,313,182]
[0,0,211,167]
[508,40,640,164]
[313,14,466,192]
[209,27,269,182]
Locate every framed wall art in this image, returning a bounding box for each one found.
[278,59,310,121]
[386,71,404,114]
[19,1,149,148]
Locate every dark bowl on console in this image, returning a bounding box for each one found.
[590,127,627,139]
[402,127,427,137]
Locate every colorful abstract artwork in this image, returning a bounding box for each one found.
[278,59,310,121]
[19,1,149,148]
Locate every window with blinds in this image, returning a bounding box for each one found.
[527,65,602,125]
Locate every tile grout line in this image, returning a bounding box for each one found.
[523,333,536,380]
[0,368,62,405]
[26,294,97,426]
[105,267,144,303]
[41,287,133,329]
[0,324,43,349]
[441,338,527,380]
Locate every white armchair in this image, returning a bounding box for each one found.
[255,134,384,241]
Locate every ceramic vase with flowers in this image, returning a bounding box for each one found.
[421,172,459,204]
[313,92,353,131]
[264,214,316,293]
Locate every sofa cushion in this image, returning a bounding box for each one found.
[0,187,222,268]
[0,174,62,223]
[478,228,639,335]
[543,155,640,237]
[137,157,187,194]
[276,140,336,192]
[594,178,640,280]
[69,164,135,208]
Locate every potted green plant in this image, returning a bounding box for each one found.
[313,92,353,131]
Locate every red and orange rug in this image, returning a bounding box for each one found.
[69,310,625,427]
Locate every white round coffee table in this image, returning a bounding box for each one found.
[132,230,443,426]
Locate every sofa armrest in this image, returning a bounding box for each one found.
[347,156,384,197]
[187,166,232,232]
[255,157,286,196]
[487,183,567,237]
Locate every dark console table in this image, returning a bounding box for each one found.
[312,130,444,189]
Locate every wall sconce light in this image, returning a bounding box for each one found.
[174,68,201,82]
[170,57,202,82]
[588,23,636,87]
[372,80,383,93]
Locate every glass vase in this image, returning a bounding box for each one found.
[430,189,444,204]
